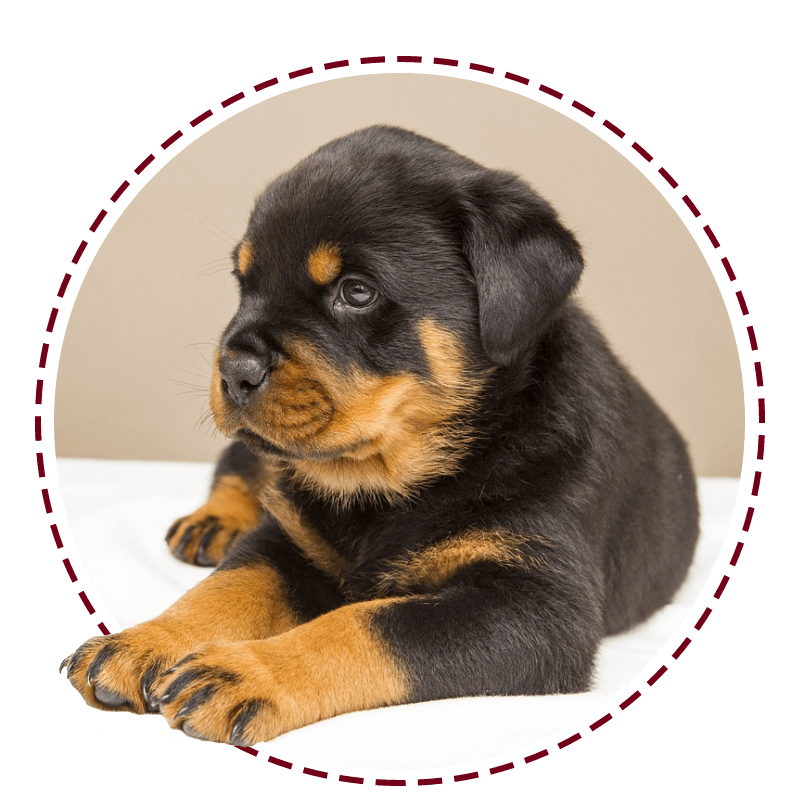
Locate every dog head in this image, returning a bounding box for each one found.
[210,126,583,502]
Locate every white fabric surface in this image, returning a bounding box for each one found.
[56,458,738,771]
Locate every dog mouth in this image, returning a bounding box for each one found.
[235,427,356,463]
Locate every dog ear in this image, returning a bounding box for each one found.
[460,170,584,366]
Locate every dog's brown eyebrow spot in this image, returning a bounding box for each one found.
[237,241,254,275]
[307,243,342,285]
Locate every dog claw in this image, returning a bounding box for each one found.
[59,656,70,674]
[93,684,130,708]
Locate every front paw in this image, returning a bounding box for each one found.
[165,512,245,567]
[60,623,192,714]
[152,642,283,746]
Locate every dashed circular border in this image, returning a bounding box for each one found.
[42,61,765,786]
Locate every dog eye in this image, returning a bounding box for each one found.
[339,279,378,309]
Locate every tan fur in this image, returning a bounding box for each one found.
[167,474,264,564]
[307,242,342,285]
[65,565,297,714]
[257,458,346,579]
[375,529,533,594]
[210,318,488,504]
[153,598,409,743]
[237,240,254,275]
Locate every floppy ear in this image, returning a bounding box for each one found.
[460,170,584,366]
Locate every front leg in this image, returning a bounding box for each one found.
[151,598,409,744]
[152,562,602,745]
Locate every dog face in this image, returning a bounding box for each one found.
[210,126,584,502]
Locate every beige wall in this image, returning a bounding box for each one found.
[55,74,744,477]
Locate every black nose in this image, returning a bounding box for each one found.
[218,351,271,408]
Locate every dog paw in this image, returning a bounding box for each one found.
[60,623,193,714]
[165,512,245,566]
[151,642,285,745]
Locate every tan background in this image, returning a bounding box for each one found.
[55,74,744,477]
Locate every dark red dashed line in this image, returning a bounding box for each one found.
[747,326,758,350]
[681,194,700,219]
[189,108,214,128]
[673,637,691,659]
[236,746,258,756]
[572,100,596,119]
[35,379,43,404]
[714,575,730,600]
[590,713,612,731]
[503,72,530,86]
[134,154,155,175]
[743,506,754,532]
[35,416,42,441]
[161,131,183,150]
[39,67,761,785]
[557,733,581,748]
[703,225,721,250]
[63,558,77,583]
[44,306,58,333]
[397,56,422,63]
[78,591,94,616]
[736,291,749,315]
[658,167,678,188]
[89,210,107,232]
[758,398,765,423]
[72,242,87,265]
[51,524,63,548]
[98,622,110,635]
[620,690,641,710]
[752,471,762,496]
[539,84,563,99]
[647,665,667,686]
[39,344,49,369]
[757,434,765,460]
[722,256,736,283]
[524,749,548,763]
[361,56,385,64]
[111,181,130,203]
[695,608,712,630]
[253,78,278,92]
[731,542,744,567]
[221,92,245,108]
[632,142,653,162]
[57,273,71,297]
[603,120,625,138]
[36,452,45,477]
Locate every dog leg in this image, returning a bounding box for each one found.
[166,442,269,566]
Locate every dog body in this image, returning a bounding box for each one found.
[63,126,698,745]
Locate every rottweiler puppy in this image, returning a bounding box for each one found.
[62,126,699,746]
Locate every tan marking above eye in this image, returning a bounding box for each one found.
[237,241,254,275]
[307,243,342,285]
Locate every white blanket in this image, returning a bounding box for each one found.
[56,458,737,771]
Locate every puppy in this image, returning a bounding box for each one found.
[62,126,699,746]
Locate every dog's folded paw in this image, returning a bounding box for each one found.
[165,510,245,566]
